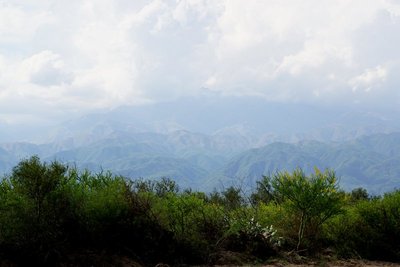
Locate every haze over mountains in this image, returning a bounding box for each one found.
[1,1,400,195]
[1,96,400,194]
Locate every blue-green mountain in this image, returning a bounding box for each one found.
[1,129,400,194]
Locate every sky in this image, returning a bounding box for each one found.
[1,0,400,127]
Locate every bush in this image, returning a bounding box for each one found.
[150,190,226,263]
[269,168,344,251]
[1,157,399,264]
[0,156,79,264]
[222,213,280,260]
[326,191,400,261]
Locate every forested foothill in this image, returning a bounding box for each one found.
[0,156,399,266]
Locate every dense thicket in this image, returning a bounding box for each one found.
[0,156,399,266]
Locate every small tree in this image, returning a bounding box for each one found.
[10,156,68,225]
[6,156,77,263]
[350,187,369,202]
[155,177,179,197]
[270,168,343,250]
[250,175,274,205]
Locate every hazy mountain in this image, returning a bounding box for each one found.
[12,96,396,147]
[0,147,14,175]
[1,97,400,193]
[1,128,400,194]
[43,132,232,185]
[219,133,400,194]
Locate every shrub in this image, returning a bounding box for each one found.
[150,191,226,263]
[222,213,280,260]
[269,168,344,251]
[326,191,400,261]
[0,156,79,264]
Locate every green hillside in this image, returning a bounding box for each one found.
[1,132,400,193]
[219,134,400,194]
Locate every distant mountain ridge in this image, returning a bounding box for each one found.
[6,96,394,145]
[1,97,400,192]
[1,129,400,194]
[218,133,400,194]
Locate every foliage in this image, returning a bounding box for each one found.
[250,175,274,205]
[269,168,343,250]
[0,156,77,263]
[326,190,400,261]
[350,187,369,203]
[222,211,281,260]
[208,186,244,210]
[0,157,399,265]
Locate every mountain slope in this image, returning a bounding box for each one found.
[1,130,400,194]
[218,133,400,194]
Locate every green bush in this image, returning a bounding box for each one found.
[0,156,79,264]
[221,208,280,260]
[150,191,226,263]
[326,191,400,261]
[1,157,399,265]
[269,168,344,251]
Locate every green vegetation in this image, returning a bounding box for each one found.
[0,156,399,266]
[3,132,400,195]
[269,168,343,250]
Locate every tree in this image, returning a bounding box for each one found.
[10,156,68,225]
[222,186,244,210]
[5,156,78,263]
[155,177,179,197]
[250,175,274,205]
[270,168,343,250]
[350,187,369,202]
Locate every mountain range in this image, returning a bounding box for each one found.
[1,96,400,194]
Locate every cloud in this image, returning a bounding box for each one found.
[20,50,72,86]
[0,3,53,43]
[199,1,390,97]
[0,0,400,126]
[350,65,387,92]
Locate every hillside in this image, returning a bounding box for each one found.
[219,133,400,194]
[1,131,400,194]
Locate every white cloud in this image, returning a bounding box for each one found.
[350,65,387,92]
[0,3,53,43]
[0,0,400,125]
[199,0,390,96]
[276,40,353,76]
[19,50,71,86]
[384,0,400,17]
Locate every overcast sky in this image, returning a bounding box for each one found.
[1,0,400,126]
